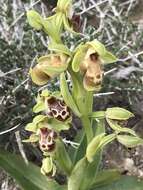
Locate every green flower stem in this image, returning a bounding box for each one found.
[81,116,93,144]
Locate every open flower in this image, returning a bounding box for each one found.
[46,96,71,122]
[33,90,71,122]
[30,53,69,85]
[72,40,117,91]
[39,128,57,152]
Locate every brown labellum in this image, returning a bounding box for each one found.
[47,97,71,122]
[80,48,104,91]
[39,128,57,152]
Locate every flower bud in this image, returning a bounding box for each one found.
[41,157,56,176]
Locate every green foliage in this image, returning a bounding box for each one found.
[0,150,64,190]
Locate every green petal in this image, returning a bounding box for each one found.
[101,51,118,64]
[25,123,37,132]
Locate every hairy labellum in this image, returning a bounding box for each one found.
[47,97,71,122]
[80,48,104,91]
[39,128,57,152]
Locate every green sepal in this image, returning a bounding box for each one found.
[106,107,134,120]
[106,118,137,136]
[63,15,79,35]
[60,72,81,117]
[25,123,37,132]
[27,10,43,30]
[25,115,47,132]
[33,100,45,113]
[23,134,39,143]
[48,118,71,131]
[48,43,72,56]
[117,135,143,148]
[42,13,63,43]
[41,89,50,97]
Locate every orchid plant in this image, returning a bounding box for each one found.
[22,0,143,189]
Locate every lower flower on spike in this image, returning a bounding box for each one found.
[39,128,57,152]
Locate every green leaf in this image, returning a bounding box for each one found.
[106,118,137,136]
[106,107,134,120]
[27,10,43,30]
[55,140,73,175]
[48,43,72,56]
[93,176,143,190]
[80,151,102,190]
[72,131,87,164]
[60,73,81,117]
[91,169,121,189]
[68,157,87,190]
[117,135,143,148]
[0,150,65,190]
[101,51,118,64]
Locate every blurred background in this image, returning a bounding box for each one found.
[0,0,143,189]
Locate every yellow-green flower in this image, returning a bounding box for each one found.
[72,40,117,91]
[30,53,69,86]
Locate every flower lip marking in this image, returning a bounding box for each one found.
[39,128,57,152]
[47,97,71,121]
